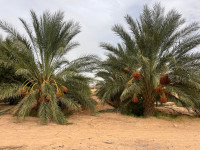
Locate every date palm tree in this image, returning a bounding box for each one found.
[0,10,98,124]
[97,3,200,116]
[96,43,134,107]
[96,43,145,116]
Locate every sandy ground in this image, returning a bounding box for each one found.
[0,94,200,150]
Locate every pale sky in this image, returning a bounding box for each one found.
[0,0,200,61]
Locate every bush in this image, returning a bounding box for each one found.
[120,96,144,116]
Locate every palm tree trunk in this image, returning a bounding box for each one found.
[144,97,155,116]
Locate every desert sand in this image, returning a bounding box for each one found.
[0,94,200,150]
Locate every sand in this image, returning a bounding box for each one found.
[0,94,200,150]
